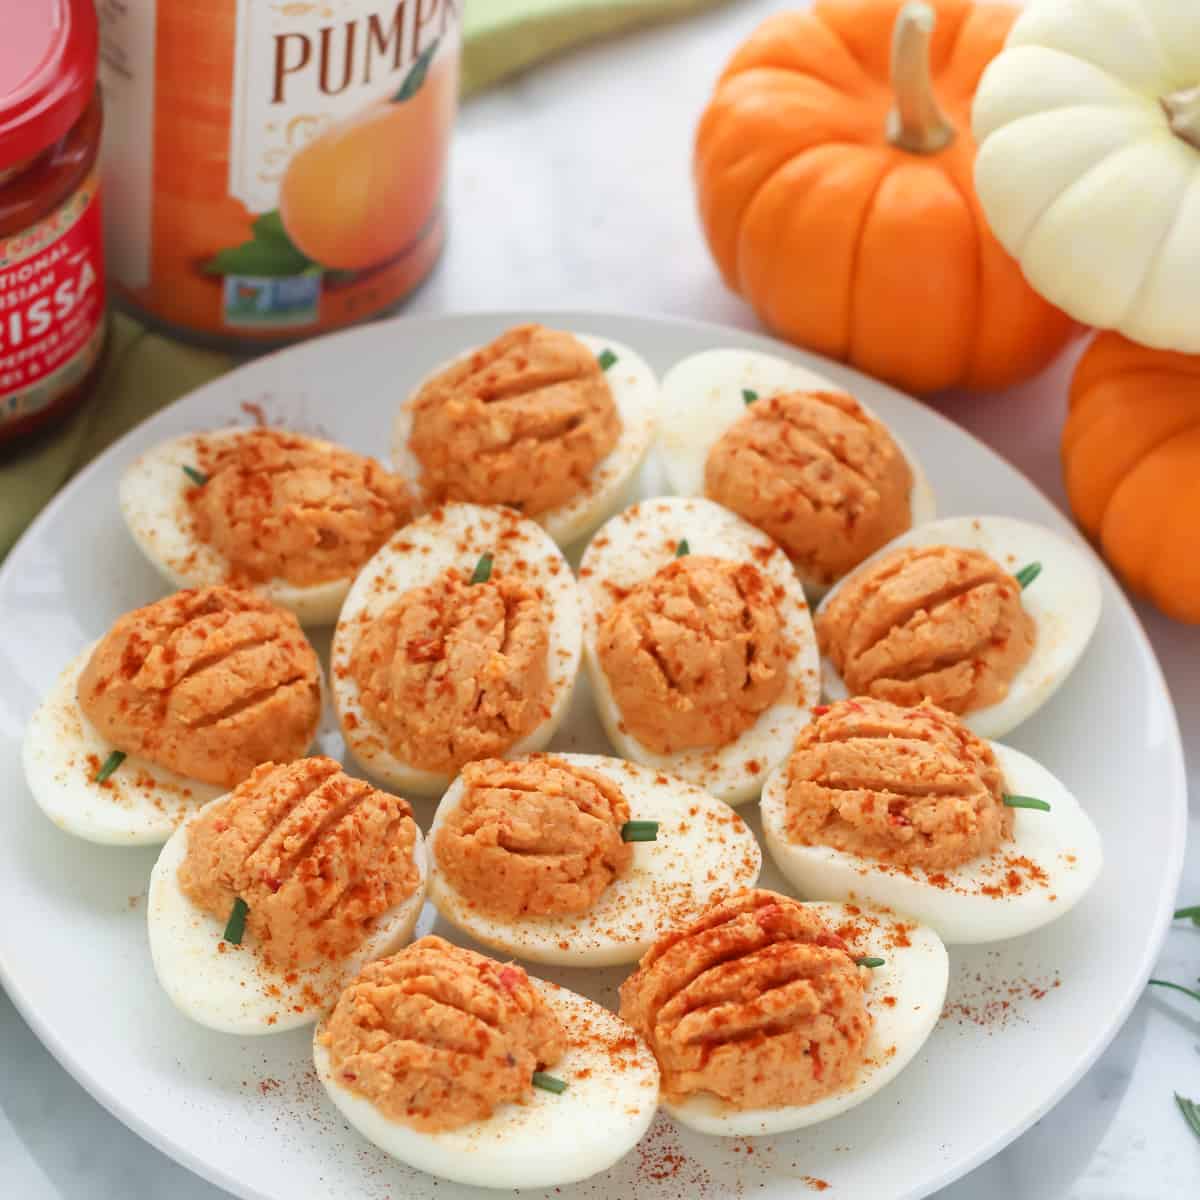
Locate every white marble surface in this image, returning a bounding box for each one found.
[2,2,1197,1196]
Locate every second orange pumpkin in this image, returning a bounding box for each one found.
[694,0,1073,395]
[1064,333,1200,625]
[279,50,457,273]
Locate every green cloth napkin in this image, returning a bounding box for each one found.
[460,0,728,93]
[0,0,728,560]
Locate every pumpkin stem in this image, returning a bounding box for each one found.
[887,2,956,155]
[1161,86,1200,152]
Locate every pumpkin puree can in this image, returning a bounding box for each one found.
[96,0,460,349]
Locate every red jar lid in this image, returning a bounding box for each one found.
[0,0,98,172]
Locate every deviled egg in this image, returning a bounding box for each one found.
[314,936,659,1189]
[760,698,1103,944]
[658,348,936,595]
[391,323,658,547]
[619,889,948,1136]
[816,515,1103,739]
[22,586,323,845]
[331,503,581,796]
[427,753,762,966]
[578,497,819,805]
[148,757,427,1035]
[119,426,414,625]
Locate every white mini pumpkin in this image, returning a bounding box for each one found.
[973,0,1200,353]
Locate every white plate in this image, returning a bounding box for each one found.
[0,311,1186,1200]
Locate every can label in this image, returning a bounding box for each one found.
[97,0,460,345]
[0,171,106,427]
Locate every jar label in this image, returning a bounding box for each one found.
[0,171,106,427]
[97,0,460,345]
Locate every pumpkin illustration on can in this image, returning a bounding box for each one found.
[97,1,460,349]
[278,41,455,273]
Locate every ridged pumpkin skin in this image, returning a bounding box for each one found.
[694,0,1074,395]
[1064,333,1200,625]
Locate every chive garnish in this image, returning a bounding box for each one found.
[621,820,660,843]
[1176,1094,1200,1142]
[597,349,617,372]
[470,552,494,585]
[532,1071,567,1094]
[1174,905,1200,925]
[1014,562,1042,590]
[855,957,885,969]
[1149,979,1200,1005]
[1003,794,1051,812]
[93,750,126,784]
[223,897,249,945]
[675,538,690,558]
[182,465,209,486]
[742,388,758,405]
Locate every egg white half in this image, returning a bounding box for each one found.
[147,805,428,1035]
[665,901,948,1136]
[331,503,582,796]
[760,743,1103,945]
[22,643,224,845]
[816,515,1103,739]
[427,753,762,966]
[118,426,386,626]
[391,333,658,548]
[314,978,659,1190]
[579,497,820,806]
[657,348,937,595]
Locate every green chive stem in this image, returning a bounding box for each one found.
[621,820,660,843]
[182,466,209,486]
[1003,794,1051,812]
[470,552,494,585]
[597,349,617,371]
[223,897,250,945]
[675,539,690,558]
[532,1071,567,1094]
[1176,1094,1200,1141]
[1014,562,1042,590]
[93,750,126,784]
[1149,979,1200,1005]
[855,956,886,969]
[1174,905,1200,924]
[742,388,758,405]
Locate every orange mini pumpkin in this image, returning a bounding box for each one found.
[1064,333,1200,625]
[694,0,1073,395]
